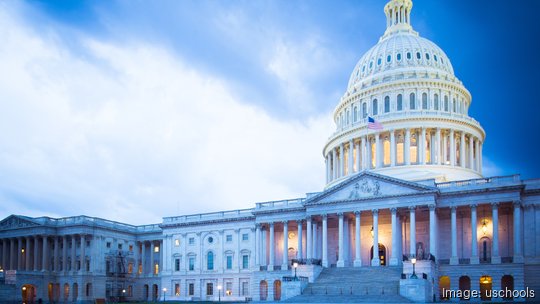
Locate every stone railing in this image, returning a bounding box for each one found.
[437,174,520,189]
[163,208,254,224]
[255,198,305,210]
[33,215,161,233]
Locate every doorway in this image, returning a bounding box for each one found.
[370,243,387,266]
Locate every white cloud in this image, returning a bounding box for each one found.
[0,6,334,224]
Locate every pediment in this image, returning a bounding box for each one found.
[0,215,40,230]
[306,172,436,205]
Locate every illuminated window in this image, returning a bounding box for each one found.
[383,139,390,166]
[128,285,132,297]
[175,284,180,296]
[371,140,376,168]
[410,134,418,164]
[154,263,159,274]
[396,135,404,165]
[426,135,431,163]
[128,263,133,274]
[226,282,233,296]
[154,245,159,253]
[175,239,180,246]
[138,263,142,274]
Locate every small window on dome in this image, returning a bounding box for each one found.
[407,52,412,60]
[441,57,445,64]
[434,55,438,62]
[416,52,421,59]
[369,61,373,69]
[387,55,391,63]
[397,94,403,111]
[397,53,402,61]
[426,53,430,60]
[362,65,366,72]
[377,58,382,66]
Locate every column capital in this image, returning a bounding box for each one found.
[491,202,499,208]
[428,204,436,211]
[390,207,397,214]
[372,209,379,215]
[281,220,288,225]
[470,204,477,209]
[513,200,522,207]
[354,210,361,216]
[408,205,416,211]
[305,216,312,222]
[254,223,261,229]
[450,205,457,211]
[296,219,303,224]
[269,222,274,227]
[321,214,328,220]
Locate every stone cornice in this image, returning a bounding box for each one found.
[159,216,255,229]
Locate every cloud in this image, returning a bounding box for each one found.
[0,5,334,224]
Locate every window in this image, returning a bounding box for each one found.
[226,282,233,296]
[353,106,358,122]
[118,243,122,250]
[208,236,214,244]
[129,244,133,252]
[377,57,382,65]
[242,233,249,241]
[154,263,159,274]
[453,98,457,112]
[189,257,195,271]
[397,53,402,61]
[189,283,195,296]
[372,99,378,115]
[128,263,133,274]
[362,65,365,72]
[409,93,416,110]
[242,281,249,296]
[106,242,111,248]
[416,52,421,59]
[384,96,390,113]
[386,55,391,63]
[175,239,180,246]
[175,258,180,271]
[207,252,214,270]
[397,94,403,111]
[128,285,132,297]
[207,283,214,296]
[138,263,142,274]
[369,61,373,69]
[434,94,439,110]
[226,234,232,242]
[226,255,233,270]
[346,110,350,124]
[426,53,430,60]
[188,237,195,245]
[434,54,438,62]
[362,102,367,118]
[175,283,180,296]
[242,255,249,269]
[406,52,411,60]
[422,93,428,109]
[444,96,449,111]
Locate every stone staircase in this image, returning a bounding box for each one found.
[284,266,411,303]
[0,279,17,303]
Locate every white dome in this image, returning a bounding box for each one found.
[347,33,454,92]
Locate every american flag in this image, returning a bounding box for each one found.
[368,116,383,130]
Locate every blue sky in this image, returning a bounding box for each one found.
[1,0,539,224]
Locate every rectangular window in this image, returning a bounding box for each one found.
[188,283,194,296]
[242,255,249,269]
[242,281,249,296]
[175,258,180,271]
[138,263,142,274]
[189,257,195,271]
[175,239,180,246]
[129,244,133,252]
[242,233,249,241]
[128,263,133,274]
[118,243,122,250]
[154,245,159,253]
[189,237,195,245]
[226,256,232,270]
[106,242,111,248]
[175,283,180,296]
[154,263,159,274]
[206,283,213,296]
[226,235,232,242]
[226,282,232,296]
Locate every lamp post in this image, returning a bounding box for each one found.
[411,258,417,279]
[293,262,298,280]
[162,287,167,302]
[217,285,222,302]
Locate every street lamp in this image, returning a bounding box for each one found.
[293,262,298,280]
[217,285,222,302]
[411,258,417,279]
[162,287,167,302]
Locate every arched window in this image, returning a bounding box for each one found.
[444,96,449,111]
[372,99,378,115]
[406,52,411,60]
[397,53,402,61]
[346,110,350,124]
[377,57,382,66]
[439,276,450,300]
[397,94,403,111]
[386,55,391,63]
[501,275,514,300]
[459,276,471,301]
[453,98,457,112]
[340,113,343,127]
[425,53,430,60]
[353,106,358,122]
[434,94,439,110]
[259,281,268,301]
[384,96,390,113]
[409,93,416,110]
[362,102,367,118]
[416,52,421,59]
[383,138,390,166]
[207,252,214,270]
[422,93,428,109]
[396,133,404,165]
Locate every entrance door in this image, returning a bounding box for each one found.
[370,244,387,266]
[22,285,36,304]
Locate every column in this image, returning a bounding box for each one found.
[325,155,330,183]
[356,139,361,172]
[420,128,426,164]
[491,203,501,263]
[141,242,146,275]
[42,235,48,271]
[62,236,67,272]
[71,235,76,271]
[409,207,416,257]
[513,201,524,263]
[450,207,458,265]
[361,137,367,170]
[469,136,474,169]
[366,136,372,169]
[404,128,411,165]
[474,139,480,171]
[282,221,288,270]
[332,148,337,180]
[322,214,328,267]
[255,224,261,266]
[17,238,22,270]
[479,142,483,174]
[449,129,456,166]
[337,213,344,267]
[1,239,7,270]
[306,217,312,259]
[53,237,59,272]
[460,132,466,167]
[297,220,303,259]
[81,234,86,272]
[339,143,344,177]
[354,211,362,267]
[436,128,442,165]
[390,130,396,166]
[375,133,381,168]
[470,204,479,264]
[442,131,448,164]
[371,210,380,266]
[348,139,354,175]
[150,241,155,275]
[390,208,398,266]
[429,205,437,260]
[10,238,15,270]
[269,223,275,269]
[25,237,31,271]
[312,221,317,259]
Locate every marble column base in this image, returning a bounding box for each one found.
[353,259,362,267]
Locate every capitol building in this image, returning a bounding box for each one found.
[1,0,539,303]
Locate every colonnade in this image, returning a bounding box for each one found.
[253,201,523,271]
[0,234,89,272]
[136,240,162,276]
[325,128,482,183]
